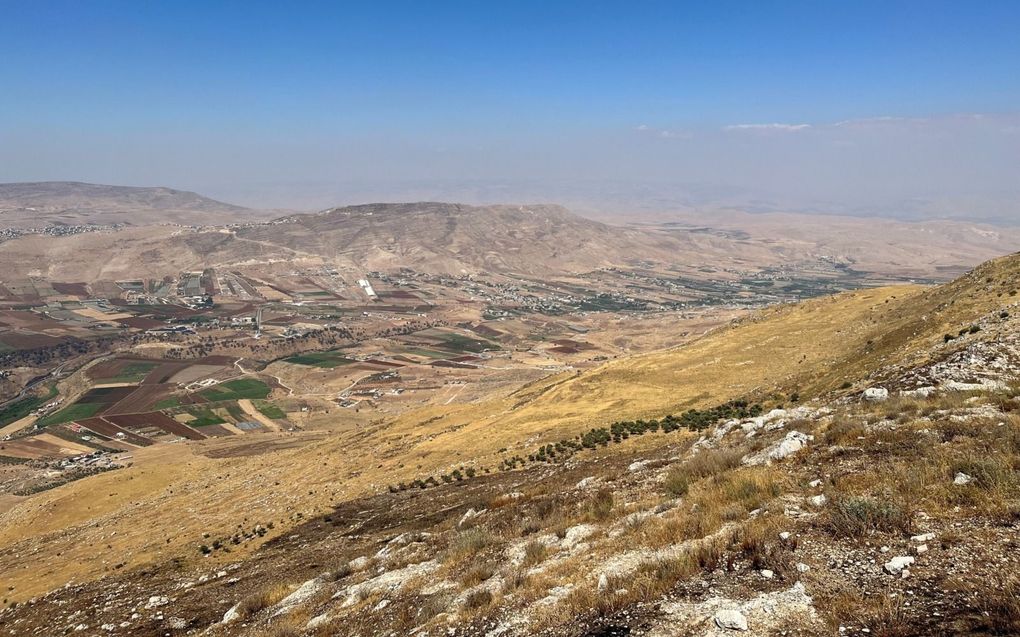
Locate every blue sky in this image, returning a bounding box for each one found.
[1,1,1018,215]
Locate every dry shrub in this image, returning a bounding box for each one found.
[460,562,496,587]
[237,582,291,618]
[502,567,530,592]
[662,448,744,499]
[974,574,1020,634]
[584,488,615,522]
[826,495,912,538]
[446,528,493,563]
[463,589,494,610]
[731,515,795,573]
[264,621,303,637]
[823,420,866,445]
[522,540,548,567]
[818,589,912,637]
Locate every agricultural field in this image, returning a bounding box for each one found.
[283,350,356,368]
[175,406,226,427]
[0,385,57,428]
[199,378,272,402]
[34,387,134,427]
[253,401,286,419]
[95,360,159,384]
[35,402,104,427]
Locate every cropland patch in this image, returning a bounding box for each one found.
[199,378,271,402]
[283,350,356,368]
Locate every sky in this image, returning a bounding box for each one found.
[1,1,1018,219]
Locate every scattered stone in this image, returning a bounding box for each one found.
[597,574,609,592]
[911,533,936,543]
[760,569,775,580]
[144,596,168,609]
[953,472,974,486]
[863,387,889,402]
[273,576,327,616]
[221,604,240,624]
[575,476,598,490]
[884,556,915,575]
[744,430,813,465]
[349,556,371,571]
[713,608,749,631]
[628,460,650,472]
[458,508,479,528]
[808,494,827,507]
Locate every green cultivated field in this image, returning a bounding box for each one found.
[183,407,226,427]
[153,396,182,410]
[36,402,103,427]
[284,351,356,368]
[103,361,158,383]
[0,385,58,426]
[200,378,271,402]
[254,400,287,419]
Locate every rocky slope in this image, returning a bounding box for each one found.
[1,254,1019,636]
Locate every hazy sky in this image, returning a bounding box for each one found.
[1,1,1018,219]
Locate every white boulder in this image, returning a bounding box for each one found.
[863,387,889,402]
[714,608,749,631]
[883,556,915,575]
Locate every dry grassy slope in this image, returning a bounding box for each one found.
[470,250,1020,426]
[1,254,1018,603]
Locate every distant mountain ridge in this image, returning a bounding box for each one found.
[0,181,264,228]
[238,201,685,275]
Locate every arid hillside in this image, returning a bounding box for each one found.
[236,202,715,276]
[0,181,266,228]
[1,253,1018,636]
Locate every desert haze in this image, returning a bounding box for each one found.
[2,3,1020,637]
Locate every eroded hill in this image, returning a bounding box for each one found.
[0,181,263,228]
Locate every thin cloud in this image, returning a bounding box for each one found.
[634,124,691,139]
[724,123,811,132]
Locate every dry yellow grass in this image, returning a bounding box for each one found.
[2,254,1018,603]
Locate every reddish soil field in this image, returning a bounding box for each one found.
[0,437,73,459]
[114,316,165,329]
[51,282,90,297]
[145,362,193,384]
[0,311,70,330]
[0,332,66,349]
[88,357,159,381]
[80,386,136,405]
[76,417,154,447]
[105,413,206,441]
[195,424,234,437]
[378,290,421,300]
[468,324,504,338]
[552,338,596,350]
[430,360,477,369]
[105,384,175,415]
